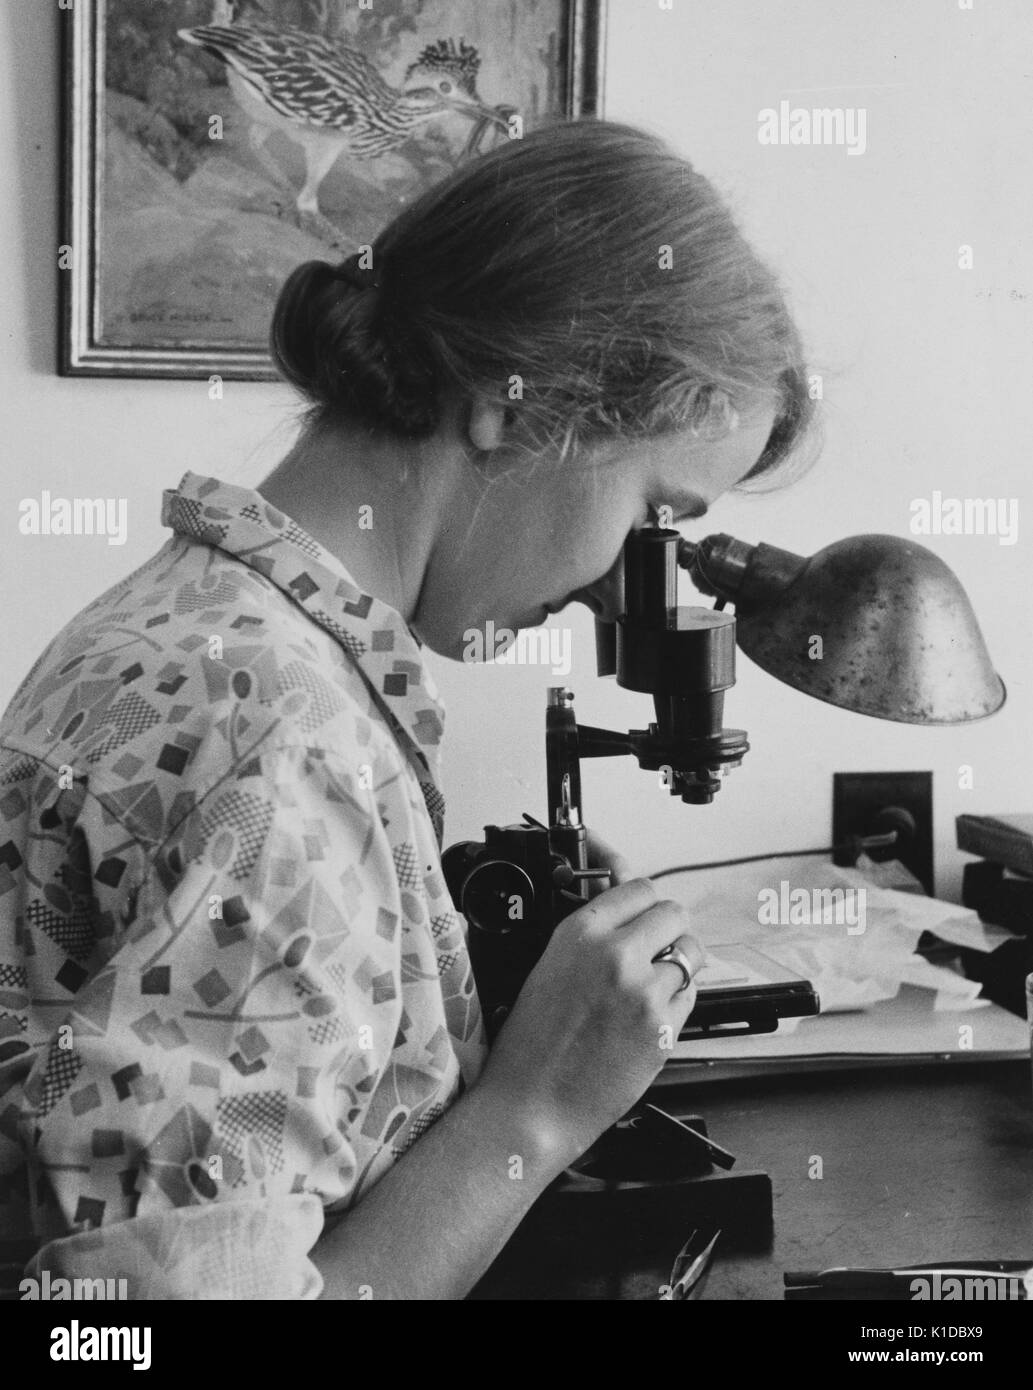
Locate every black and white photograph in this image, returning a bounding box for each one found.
[1,0,1031,1349]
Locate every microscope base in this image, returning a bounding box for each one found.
[470,1158,773,1299]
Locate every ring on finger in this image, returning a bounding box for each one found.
[652,942,694,994]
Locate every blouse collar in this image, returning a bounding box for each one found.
[161,472,446,800]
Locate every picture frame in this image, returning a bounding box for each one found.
[60,0,607,380]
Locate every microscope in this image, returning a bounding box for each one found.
[443,526,817,1042]
[449,524,1005,1296]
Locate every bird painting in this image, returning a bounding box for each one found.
[177,19,514,240]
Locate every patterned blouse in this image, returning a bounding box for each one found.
[0,472,486,1299]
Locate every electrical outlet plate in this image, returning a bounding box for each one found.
[832,771,934,896]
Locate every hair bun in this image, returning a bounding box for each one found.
[270,258,437,436]
[329,254,379,292]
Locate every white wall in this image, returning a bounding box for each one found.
[2,1,1029,902]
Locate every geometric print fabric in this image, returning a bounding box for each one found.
[0,471,485,1298]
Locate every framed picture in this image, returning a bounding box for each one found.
[60,0,608,380]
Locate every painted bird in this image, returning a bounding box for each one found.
[177,22,511,230]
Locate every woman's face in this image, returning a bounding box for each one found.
[414,406,778,660]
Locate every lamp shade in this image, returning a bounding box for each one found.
[681,533,1006,725]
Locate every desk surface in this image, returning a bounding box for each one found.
[663,1059,1033,1300]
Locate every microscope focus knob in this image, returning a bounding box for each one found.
[456,860,537,934]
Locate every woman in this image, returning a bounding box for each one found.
[0,120,816,1300]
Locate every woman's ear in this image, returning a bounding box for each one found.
[467,399,508,452]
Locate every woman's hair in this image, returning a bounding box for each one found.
[271,119,819,485]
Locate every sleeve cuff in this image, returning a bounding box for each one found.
[23,1195,325,1300]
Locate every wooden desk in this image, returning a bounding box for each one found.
[473,1059,1033,1299]
[666,1059,1033,1300]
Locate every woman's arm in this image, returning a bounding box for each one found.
[313,879,703,1299]
[311,1074,567,1300]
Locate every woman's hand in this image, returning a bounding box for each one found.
[476,877,705,1165]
